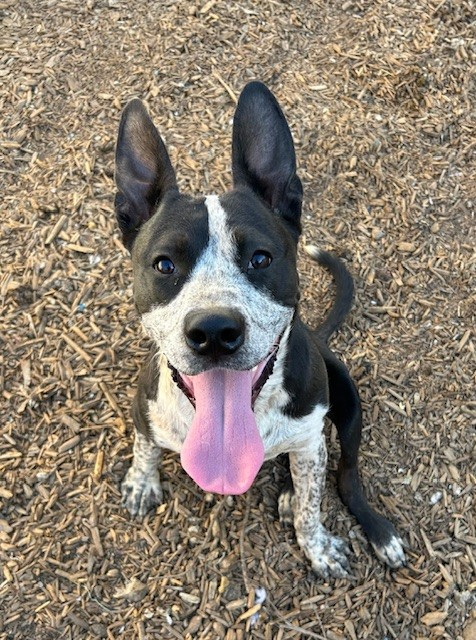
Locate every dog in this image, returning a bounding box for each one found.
[113,81,405,577]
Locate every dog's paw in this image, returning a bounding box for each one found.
[298,528,351,579]
[371,534,406,569]
[121,466,163,518]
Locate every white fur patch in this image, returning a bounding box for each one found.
[147,353,194,453]
[372,534,406,568]
[297,526,351,578]
[141,195,294,375]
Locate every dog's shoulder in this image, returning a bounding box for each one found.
[256,320,330,458]
[282,317,329,416]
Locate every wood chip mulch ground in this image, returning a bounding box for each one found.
[1,0,475,638]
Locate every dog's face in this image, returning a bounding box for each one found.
[115,83,303,378]
[131,190,298,377]
[114,83,304,493]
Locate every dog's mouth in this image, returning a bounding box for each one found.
[169,345,279,409]
[167,337,282,496]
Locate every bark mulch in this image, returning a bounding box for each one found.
[1,1,475,638]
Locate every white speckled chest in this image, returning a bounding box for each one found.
[147,343,328,461]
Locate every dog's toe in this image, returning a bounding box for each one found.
[312,549,350,579]
[317,535,351,578]
[121,467,163,519]
[298,528,351,579]
[372,534,406,569]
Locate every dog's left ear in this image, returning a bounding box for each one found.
[115,99,178,250]
[232,82,303,235]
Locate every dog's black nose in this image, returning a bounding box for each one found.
[184,308,245,357]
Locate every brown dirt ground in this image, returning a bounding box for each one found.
[1,0,475,638]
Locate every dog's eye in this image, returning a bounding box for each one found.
[248,250,272,270]
[153,256,175,275]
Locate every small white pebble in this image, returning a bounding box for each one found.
[250,587,267,627]
[89,254,101,266]
[452,484,462,496]
[430,491,443,505]
[254,586,267,605]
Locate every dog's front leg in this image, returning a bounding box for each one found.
[121,430,163,518]
[290,437,350,579]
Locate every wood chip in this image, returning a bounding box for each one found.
[114,578,148,602]
[421,611,448,627]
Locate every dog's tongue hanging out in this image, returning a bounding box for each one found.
[180,366,266,495]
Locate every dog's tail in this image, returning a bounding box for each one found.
[304,245,354,343]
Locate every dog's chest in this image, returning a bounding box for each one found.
[145,356,327,459]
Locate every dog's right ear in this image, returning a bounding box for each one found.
[114,99,178,250]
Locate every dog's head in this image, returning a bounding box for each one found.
[115,82,303,375]
[114,82,303,494]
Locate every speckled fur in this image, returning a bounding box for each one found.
[119,197,405,577]
[290,445,351,577]
[121,431,163,518]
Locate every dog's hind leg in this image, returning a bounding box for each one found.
[321,345,406,568]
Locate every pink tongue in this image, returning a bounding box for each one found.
[180,368,265,495]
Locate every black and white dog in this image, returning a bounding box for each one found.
[114,82,405,577]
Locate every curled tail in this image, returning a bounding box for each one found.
[304,245,354,342]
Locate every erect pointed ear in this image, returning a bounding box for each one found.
[114,99,178,250]
[232,82,303,235]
